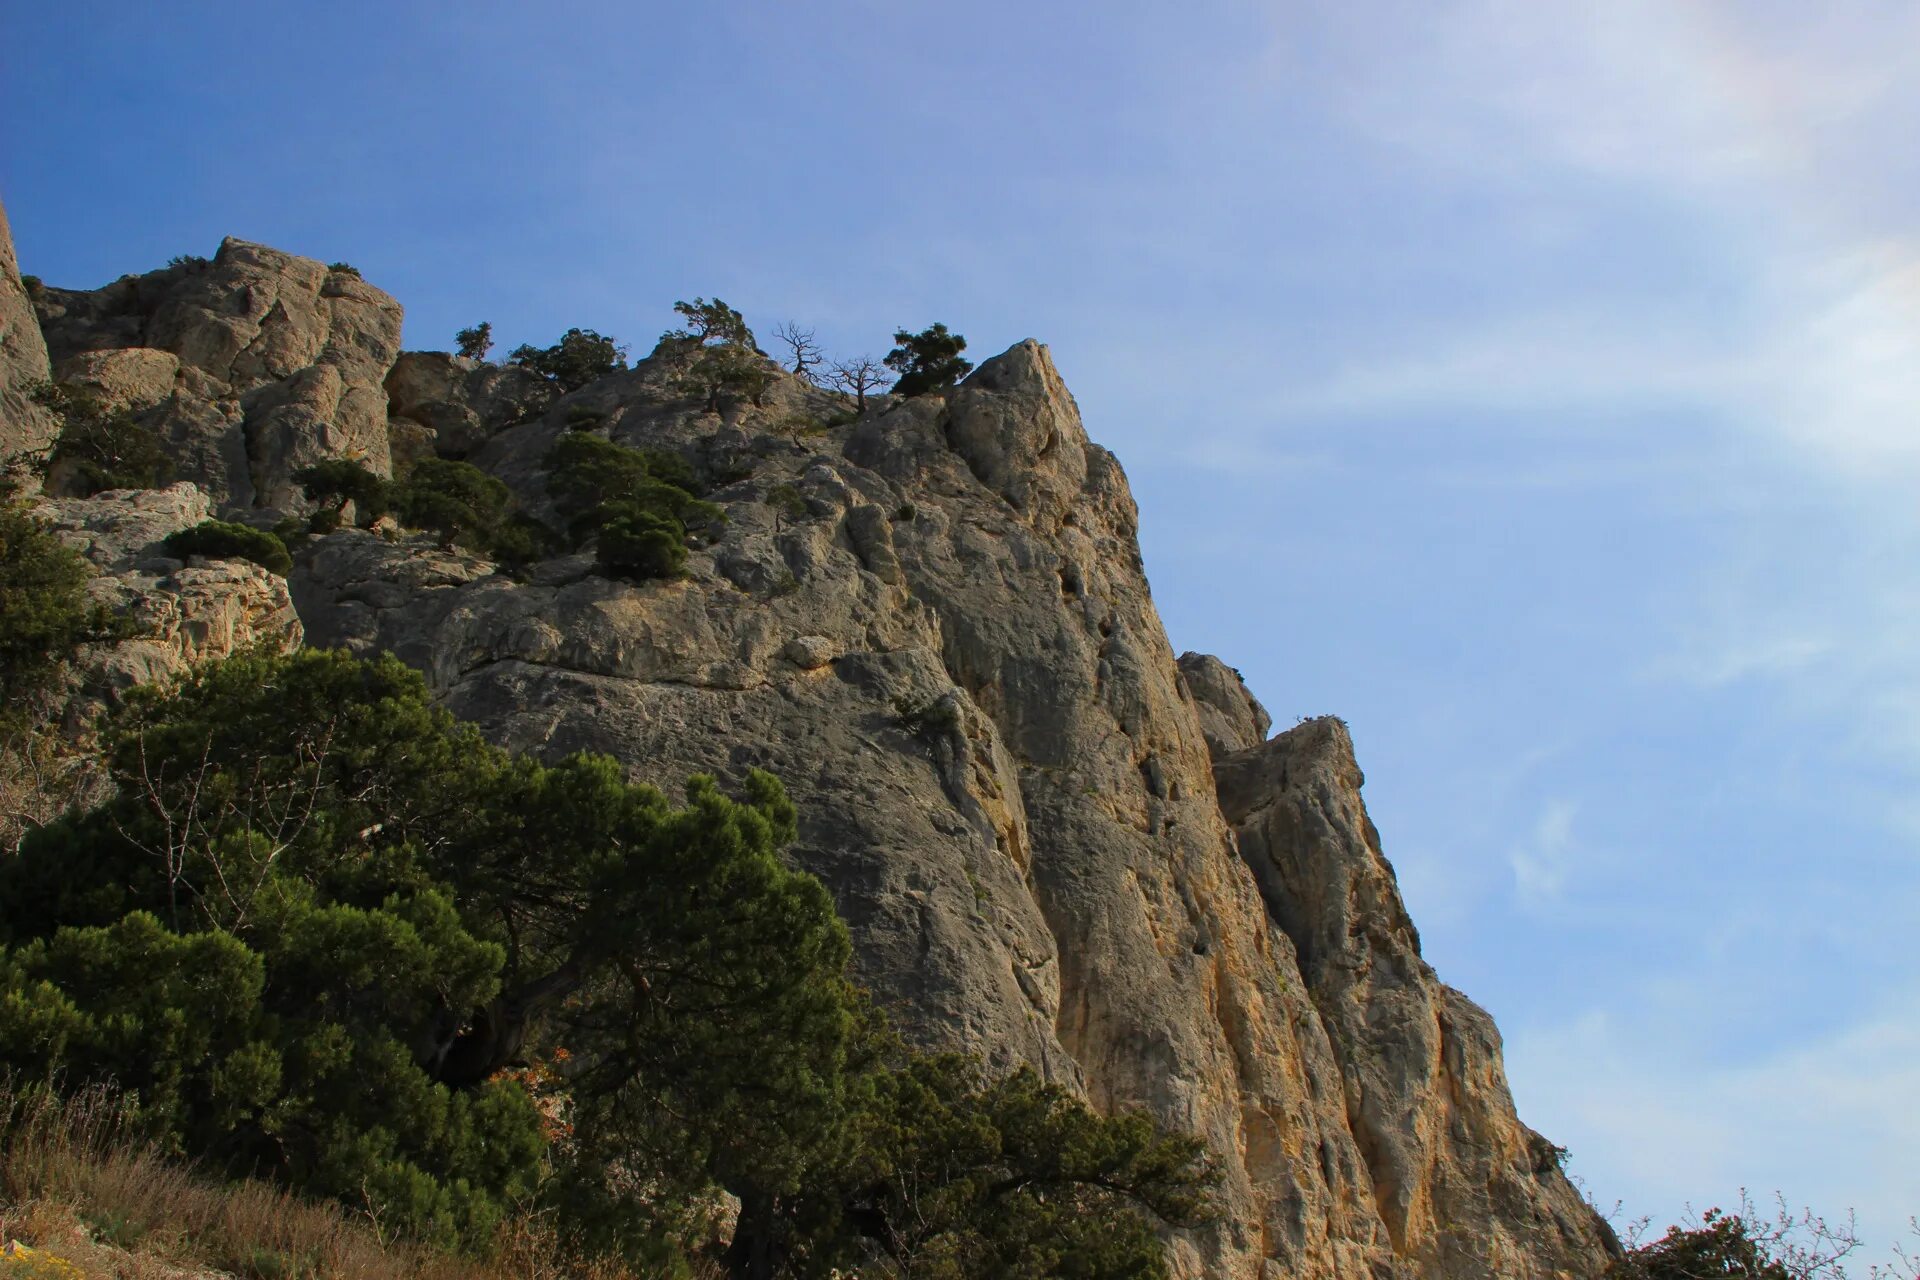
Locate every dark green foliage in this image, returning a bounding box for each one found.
[32,381,174,496]
[894,694,961,741]
[564,405,607,431]
[454,322,493,361]
[509,328,629,392]
[162,521,293,576]
[664,298,755,350]
[392,459,511,551]
[893,503,916,523]
[307,508,343,535]
[0,643,1220,1276]
[675,344,770,414]
[586,506,688,581]
[884,323,973,398]
[0,649,860,1258]
[1611,1212,1794,1279]
[0,502,115,727]
[166,255,209,270]
[19,273,42,295]
[543,434,718,582]
[1608,1198,1885,1280]
[765,483,808,525]
[809,1055,1217,1280]
[545,433,704,512]
[486,511,562,570]
[326,262,361,279]
[294,459,390,525]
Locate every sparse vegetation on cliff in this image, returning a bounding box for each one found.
[0,646,1218,1278]
[162,519,293,575]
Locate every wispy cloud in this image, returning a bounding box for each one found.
[1510,797,1579,906]
[1510,990,1920,1269]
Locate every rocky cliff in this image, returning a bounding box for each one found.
[0,205,1618,1279]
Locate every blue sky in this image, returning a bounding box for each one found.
[6,0,1917,1261]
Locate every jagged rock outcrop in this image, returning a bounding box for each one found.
[1213,717,1617,1276]
[36,481,303,700]
[384,349,557,466]
[0,196,56,463]
[5,222,1617,1278]
[32,238,402,509]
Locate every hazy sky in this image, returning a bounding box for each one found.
[5,0,1916,1262]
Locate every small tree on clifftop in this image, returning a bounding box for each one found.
[828,356,893,414]
[884,322,973,397]
[455,321,493,361]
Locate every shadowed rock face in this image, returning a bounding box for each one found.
[0,198,56,464]
[2,213,1618,1278]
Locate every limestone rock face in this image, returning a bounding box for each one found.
[1179,652,1273,761]
[0,196,56,463]
[385,350,557,462]
[35,482,303,700]
[0,224,1615,1277]
[1213,719,1619,1277]
[32,240,403,509]
[280,337,1615,1279]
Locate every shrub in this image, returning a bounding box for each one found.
[294,458,390,525]
[392,459,511,551]
[31,381,172,496]
[326,262,361,279]
[18,274,42,296]
[662,297,754,350]
[508,329,628,392]
[0,504,114,729]
[166,255,208,270]
[592,506,688,581]
[162,521,293,576]
[454,322,493,361]
[564,405,607,432]
[885,322,973,397]
[674,344,769,414]
[765,483,808,524]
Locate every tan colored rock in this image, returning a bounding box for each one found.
[1214,719,1619,1276]
[34,481,302,703]
[285,340,1616,1278]
[1179,651,1273,760]
[0,195,56,463]
[32,240,402,509]
[385,349,556,458]
[55,347,181,411]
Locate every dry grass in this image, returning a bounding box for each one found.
[0,1081,679,1280]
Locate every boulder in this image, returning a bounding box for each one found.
[32,239,402,509]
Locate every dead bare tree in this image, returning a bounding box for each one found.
[828,356,894,415]
[772,321,825,382]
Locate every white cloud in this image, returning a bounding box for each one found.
[1510,991,1920,1271]
[1509,797,1579,905]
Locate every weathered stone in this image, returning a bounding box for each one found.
[1179,651,1273,761]
[1214,719,1619,1276]
[18,230,1618,1280]
[31,239,402,509]
[34,482,303,706]
[0,196,55,463]
[385,350,557,458]
[281,337,1616,1278]
[783,634,836,668]
[55,347,181,411]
